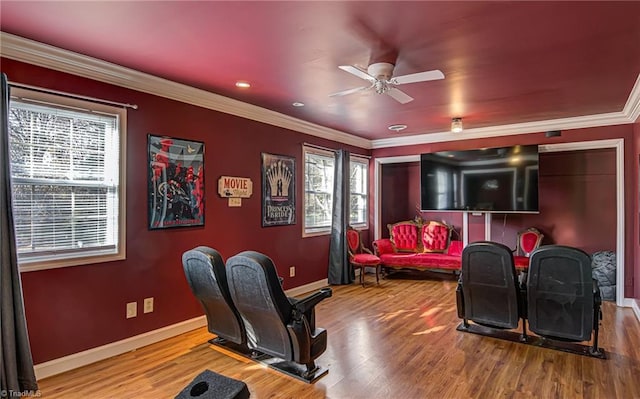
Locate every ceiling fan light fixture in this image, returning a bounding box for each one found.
[388,124,408,132]
[451,117,463,133]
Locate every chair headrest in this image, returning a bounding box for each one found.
[182,246,229,294]
[226,251,292,318]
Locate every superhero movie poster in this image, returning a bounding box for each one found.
[261,153,295,227]
[148,134,204,229]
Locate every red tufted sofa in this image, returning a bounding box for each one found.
[372,220,463,273]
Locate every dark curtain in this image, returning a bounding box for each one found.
[1,74,38,393]
[328,149,352,285]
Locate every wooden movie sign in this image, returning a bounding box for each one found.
[218,176,252,207]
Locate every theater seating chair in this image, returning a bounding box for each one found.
[527,245,605,358]
[456,241,527,341]
[226,251,332,382]
[182,246,248,351]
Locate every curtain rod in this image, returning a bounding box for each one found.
[8,81,138,110]
[302,142,371,158]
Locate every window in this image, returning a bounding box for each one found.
[8,88,126,271]
[303,146,369,236]
[303,147,335,235]
[349,156,368,228]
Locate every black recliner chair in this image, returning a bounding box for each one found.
[456,241,527,341]
[527,245,604,358]
[226,250,332,383]
[182,246,248,351]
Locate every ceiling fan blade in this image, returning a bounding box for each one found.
[386,87,413,104]
[391,70,445,85]
[329,85,371,97]
[338,65,376,82]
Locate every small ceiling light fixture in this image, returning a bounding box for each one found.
[545,130,562,138]
[388,124,408,133]
[292,102,305,107]
[235,81,251,88]
[451,117,463,133]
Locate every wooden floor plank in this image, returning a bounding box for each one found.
[36,272,640,398]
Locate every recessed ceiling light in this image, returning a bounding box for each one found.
[235,81,251,88]
[292,102,305,107]
[388,124,408,132]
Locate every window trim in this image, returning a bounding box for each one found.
[10,88,127,272]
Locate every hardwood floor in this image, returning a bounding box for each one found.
[38,272,640,398]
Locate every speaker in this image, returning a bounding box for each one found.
[545,130,562,138]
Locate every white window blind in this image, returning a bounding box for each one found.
[8,91,123,267]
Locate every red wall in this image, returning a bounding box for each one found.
[2,59,369,363]
[372,125,637,299]
[490,149,617,253]
[379,163,410,237]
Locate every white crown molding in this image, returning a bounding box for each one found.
[0,32,370,149]
[624,74,640,122]
[371,110,632,149]
[2,32,638,151]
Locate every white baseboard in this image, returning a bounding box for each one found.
[33,279,330,380]
[284,278,329,297]
[34,316,207,380]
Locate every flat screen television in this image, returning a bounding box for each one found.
[420,145,539,213]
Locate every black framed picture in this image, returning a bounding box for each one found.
[261,153,295,226]
[148,134,204,229]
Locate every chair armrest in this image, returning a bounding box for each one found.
[372,239,394,255]
[456,278,465,319]
[593,279,602,306]
[447,240,464,257]
[291,288,332,318]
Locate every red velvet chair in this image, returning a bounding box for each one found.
[514,227,544,270]
[347,226,381,286]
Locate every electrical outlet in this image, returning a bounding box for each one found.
[126,302,137,319]
[143,297,154,314]
[289,266,295,277]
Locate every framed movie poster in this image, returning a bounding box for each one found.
[148,134,204,229]
[262,153,295,226]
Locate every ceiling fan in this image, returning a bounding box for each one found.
[329,62,445,104]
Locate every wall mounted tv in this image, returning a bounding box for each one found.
[420,145,539,213]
